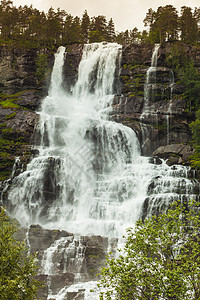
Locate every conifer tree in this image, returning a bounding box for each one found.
[107,18,115,42]
[81,10,90,43]
[180,6,198,43]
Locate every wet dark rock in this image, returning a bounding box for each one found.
[83,235,108,279]
[50,273,75,295]
[152,144,194,165]
[16,90,43,110]
[35,275,48,300]
[121,43,153,65]
[42,157,62,206]
[6,110,39,141]
[26,226,109,299]
[28,224,73,261]
[0,46,55,182]
[65,291,85,300]
[166,156,179,166]
[148,156,163,165]
[116,41,197,156]
[62,44,84,92]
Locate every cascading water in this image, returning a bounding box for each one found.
[140,44,177,152]
[143,43,160,111]
[4,43,200,299]
[140,44,160,154]
[166,69,175,144]
[5,43,143,238]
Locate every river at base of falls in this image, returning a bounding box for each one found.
[4,43,200,300]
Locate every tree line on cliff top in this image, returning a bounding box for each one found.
[0,1,200,48]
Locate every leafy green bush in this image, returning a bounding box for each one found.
[0,209,40,299]
[98,200,200,300]
[190,110,200,169]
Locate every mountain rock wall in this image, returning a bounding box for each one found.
[0,45,55,184]
[114,42,197,161]
[1,41,200,299]
[0,41,198,187]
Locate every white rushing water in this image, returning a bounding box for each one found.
[5,42,200,300]
[6,43,141,238]
[143,43,160,112]
[6,42,198,238]
[140,44,160,154]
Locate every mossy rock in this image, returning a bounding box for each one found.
[0,155,15,181]
[5,112,16,120]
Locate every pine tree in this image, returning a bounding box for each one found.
[144,5,179,43]
[89,15,107,42]
[62,13,73,44]
[107,18,115,42]
[70,16,83,44]
[81,10,90,43]
[130,27,139,43]
[180,6,198,43]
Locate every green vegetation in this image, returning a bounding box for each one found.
[144,5,200,44]
[0,92,24,109]
[0,208,40,299]
[98,200,200,300]
[0,135,16,181]
[190,110,200,169]
[179,62,200,111]
[35,53,48,82]
[0,1,117,48]
[165,43,200,111]
[0,99,20,109]
[0,89,35,182]
[5,112,16,119]
[0,1,200,47]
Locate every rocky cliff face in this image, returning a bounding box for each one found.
[15,224,113,300]
[0,44,85,186]
[0,42,197,186]
[113,42,197,163]
[0,45,55,185]
[0,41,199,299]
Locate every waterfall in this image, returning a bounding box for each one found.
[6,42,199,235]
[140,44,160,154]
[6,42,143,238]
[166,69,175,144]
[143,44,160,111]
[4,42,200,299]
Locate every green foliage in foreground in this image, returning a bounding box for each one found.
[0,209,40,299]
[166,43,200,112]
[190,110,200,169]
[98,200,200,300]
[179,61,200,112]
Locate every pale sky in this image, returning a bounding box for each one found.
[12,0,200,31]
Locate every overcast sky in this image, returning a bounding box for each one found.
[12,0,200,31]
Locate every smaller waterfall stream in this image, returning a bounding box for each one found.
[143,43,160,111]
[6,43,144,238]
[166,69,175,144]
[140,44,160,154]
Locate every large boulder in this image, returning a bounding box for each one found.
[152,144,194,165]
